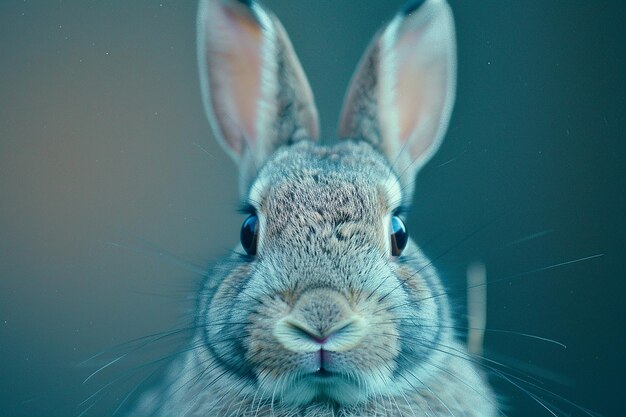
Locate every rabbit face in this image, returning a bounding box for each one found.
[199,140,449,407]
[120,1,500,416]
[194,0,462,411]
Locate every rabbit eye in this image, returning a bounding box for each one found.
[240,214,259,256]
[390,216,408,256]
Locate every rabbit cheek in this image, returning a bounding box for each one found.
[390,264,446,369]
[352,292,403,371]
[393,264,441,327]
[201,264,258,375]
[394,264,431,298]
[244,295,303,377]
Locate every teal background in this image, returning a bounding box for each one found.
[0,1,624,416]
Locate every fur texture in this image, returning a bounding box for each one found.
[127,0,497,415]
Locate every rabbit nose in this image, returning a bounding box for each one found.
[274,315,367,353]
[286,322,330,345]
[273,289,367,353]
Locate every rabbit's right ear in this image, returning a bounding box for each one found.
[197,0,319,174]
[339,0,456,197]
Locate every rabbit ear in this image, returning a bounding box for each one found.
[197,0,319,168]
[339,0,456,187]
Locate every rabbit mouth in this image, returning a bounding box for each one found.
[312,368,334,379]
[279,371,367,407]
[306,367,346,385]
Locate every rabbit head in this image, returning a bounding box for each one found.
[196,0,460,409]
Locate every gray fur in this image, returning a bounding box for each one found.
[128,0,497,415]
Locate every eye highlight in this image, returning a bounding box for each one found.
[240,214,259,255]
[390,216,408,256]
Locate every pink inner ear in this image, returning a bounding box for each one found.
[395,26,448,160]
[207,7,263,154]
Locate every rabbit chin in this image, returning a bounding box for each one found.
[277,374,368,407]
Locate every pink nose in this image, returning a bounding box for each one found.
[274,315,366,353]
[288,322,330,345]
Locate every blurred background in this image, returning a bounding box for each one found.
[0,1,624,416]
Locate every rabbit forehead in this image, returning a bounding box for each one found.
[249,141,402,213]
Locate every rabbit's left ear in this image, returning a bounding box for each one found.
[339,0,456,192]
[197,0,319,178]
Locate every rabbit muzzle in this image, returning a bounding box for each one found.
[274,288,367,355]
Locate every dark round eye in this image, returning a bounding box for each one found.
[240,214,259,256]
[390,216,408,256]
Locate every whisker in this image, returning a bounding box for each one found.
[435,148,468,168]
[81,324,203,372]
[407,335,600,417]
[191,141,216,160]
[502,229,553,247]
[78,342,207,414]
[382,253,605,312]
[103,240,210,279]
[376,214,504,306]
[387,323,568,349]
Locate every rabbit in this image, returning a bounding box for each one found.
[127,0,498,415]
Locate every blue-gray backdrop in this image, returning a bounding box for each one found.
[0,1,623,416]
